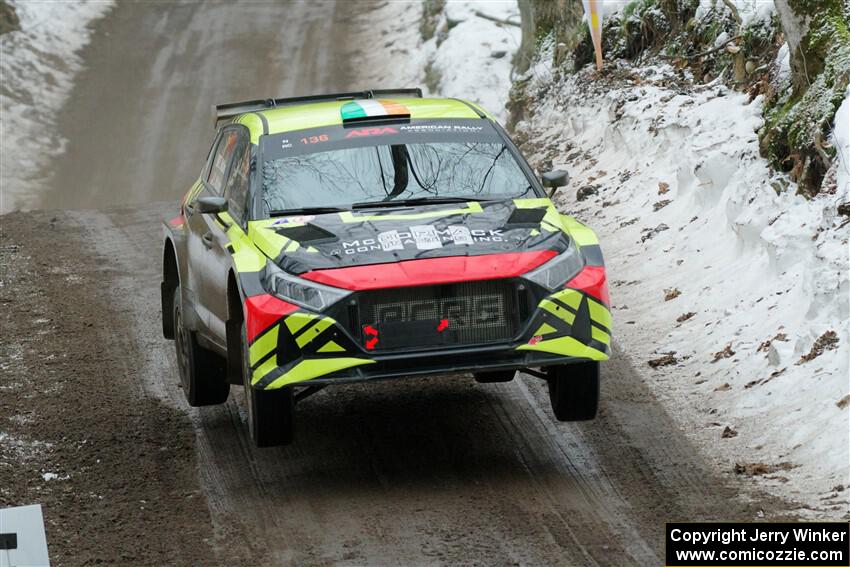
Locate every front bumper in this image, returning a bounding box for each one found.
[243,278,612,390]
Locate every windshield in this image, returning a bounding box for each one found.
[259,120,535,213]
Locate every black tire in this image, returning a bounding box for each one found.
[473,369,516,383]
[546,362,599,421]
[173,288,229,406]
[241,325,294,448]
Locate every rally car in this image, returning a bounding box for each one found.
[161,89,611,447]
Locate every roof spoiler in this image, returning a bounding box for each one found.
[212,88,423,128]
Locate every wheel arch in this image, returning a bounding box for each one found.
[161,238,180,339]
[225,269,245,385]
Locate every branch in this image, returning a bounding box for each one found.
[662,35,741,61]
[720,0,743,27]
[474,10,521,27]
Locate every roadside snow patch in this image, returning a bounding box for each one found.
[360,0,520,124]
[41,471,69,481]
[0,0,113,213]
[425,1,521,122]
[0,431,52,461]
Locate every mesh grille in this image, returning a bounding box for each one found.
[356,280,519,351]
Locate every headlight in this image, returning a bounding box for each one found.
[524,240,584,290]
[265,263,350,311]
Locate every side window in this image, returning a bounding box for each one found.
[207,131,239,193]
[224,143,251,225]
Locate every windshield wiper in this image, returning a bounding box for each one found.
[268,206,347,217]
[270,197,500,215]
[351,196,494,209]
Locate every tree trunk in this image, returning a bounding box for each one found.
[516,0,536,74]
[773,0,820,96]
[761,0,850,195]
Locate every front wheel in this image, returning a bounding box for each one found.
[241,326,294,448]
[546,362,599,421]
[173,288,229,406]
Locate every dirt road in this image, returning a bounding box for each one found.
[3,204,794,565]
[45,0,358,210]
[2,1,796,565]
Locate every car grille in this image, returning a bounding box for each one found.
[353,280,522,351]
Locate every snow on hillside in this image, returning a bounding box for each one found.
[425,1,520,122]
[513,62,849,516]
[589,0,776,24]
[0,0,113,214]
[360,0,520,123]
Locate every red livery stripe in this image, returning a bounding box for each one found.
[243,293,298,342]
[566,265,610,306]
[300,251,557,290]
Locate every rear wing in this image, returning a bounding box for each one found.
[212,88,423,128]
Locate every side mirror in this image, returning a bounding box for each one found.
[195,195,228,214]
[542,170,569,196]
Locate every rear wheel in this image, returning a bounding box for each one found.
[241,326,294,448]
[546,362,599,421]
[473,369,516,383]
[173,288,229,406]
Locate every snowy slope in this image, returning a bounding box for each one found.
[359,0,520,123]
[514,62,849,516]
[0,0,113,213]
[426,1,521,122]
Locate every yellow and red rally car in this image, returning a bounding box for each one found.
[161,89,611,447]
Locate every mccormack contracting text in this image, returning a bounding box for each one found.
[666,522,850,567]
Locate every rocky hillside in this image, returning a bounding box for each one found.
[511,0,849,198]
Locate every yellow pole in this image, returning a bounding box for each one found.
[586,0,604,70]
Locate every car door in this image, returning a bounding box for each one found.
[185,128,240,345]
[204,132,252,337]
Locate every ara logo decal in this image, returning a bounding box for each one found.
[344,127,399,138]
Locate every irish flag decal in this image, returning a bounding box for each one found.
[341,99,410,121]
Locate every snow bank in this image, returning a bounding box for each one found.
[696,0,776,27]
[427,1,520,122]
[515,63,849,515]
[359,0,520,124]
[359,0,848,514]
[0,0,113,213]
[602,1,775,29]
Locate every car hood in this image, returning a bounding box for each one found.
[246,198,571,275]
